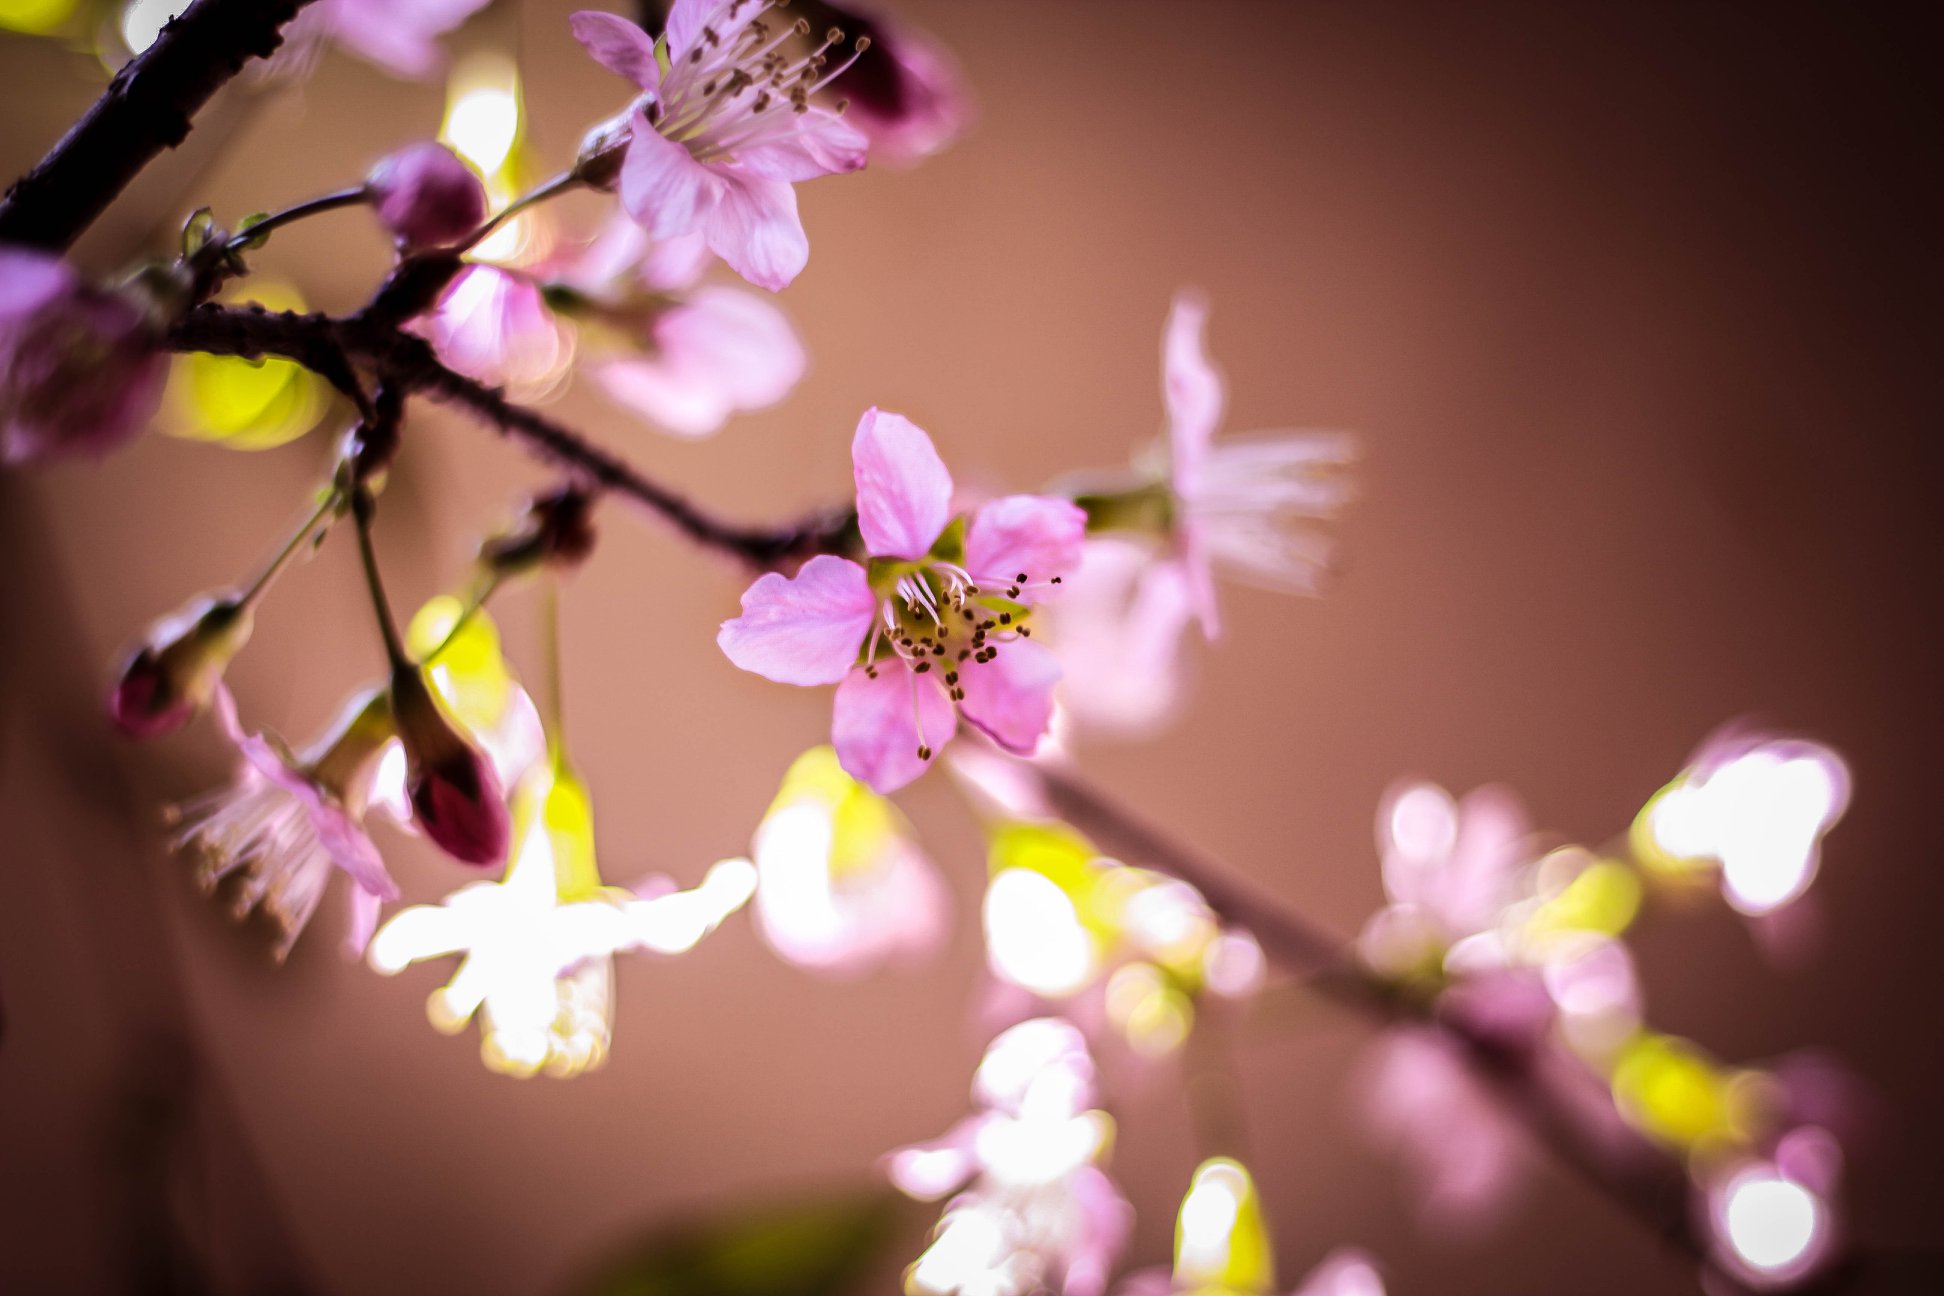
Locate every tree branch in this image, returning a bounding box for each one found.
[0,0,321,251]
[167,302,856,569]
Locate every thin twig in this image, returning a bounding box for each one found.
[0,0,322,250]
[166,303,856,569]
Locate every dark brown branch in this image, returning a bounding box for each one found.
[167,303,856,569]
[0,0,320,251]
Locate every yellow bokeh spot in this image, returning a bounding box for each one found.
[0,0,76,35]
[1529,855,1643,941]
[165,281,326,449]
[409,595,513,729]
[1174,1158,1275,1293]
[1612,1034,1737,1148]
[767,746,904,880]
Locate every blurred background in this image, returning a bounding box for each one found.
[3,1,1942,1292]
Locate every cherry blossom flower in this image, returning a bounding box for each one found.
[171,687,399,959]
[1358,1027,1528,1230]
[369,757,755,1077]
[281,0,492,80]
[1704,1134,1841,1290]
[890,1019,1132,1296]
[817,1,971,167]
[365,141,486,249]
[413,265,574,400]
[1,248,166,466]
[1117,1157,1384,1296]
[1038,537,1197,738]
[571,3,870,290]
[747,746,947,975]
[1156,292,1356,638]
[1356,779,1536,982]
[549,218,806,437]
[718,408,1086,792]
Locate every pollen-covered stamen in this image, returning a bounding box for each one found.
[169,779,337,957]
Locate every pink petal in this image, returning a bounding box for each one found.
[664,0,759,56]
[718,556,876,686]
[570,9,662,90]
[734,110,871,182]
[956,638,1061,755]
[963,494,1087,592]
[594,286,805,437]
[640,229,712,292]
[704,170,808,291]
[832,667,956,793]
[343,884,384,958]
[1176,534,1222,641]
[852,408,953,560]
[1163,291,1224,494]
[620,111,721,241]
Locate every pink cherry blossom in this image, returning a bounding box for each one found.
[172,687,399,958]
[718,409,1085,792]
[1161,292,1357,638]
[412,265,572,399]
[1039,537,1197,739]
[366,142,487,249]
[571,3,870,290]
[591,286,804,437]
[1,248,166,466]
[817,2,972,167]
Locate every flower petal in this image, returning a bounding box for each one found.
[956,638,1061,755]
[704,170,808,291]
[595,286,805,437]
[718,556,876,686]
[852,408,953,560]
[570,10,661,90]
[620,110,721,241]
[1163,291,1224,493]
[665,0,759,56]
[963,494,1087,592]
[832,667,956,793]
[734,109,871,182]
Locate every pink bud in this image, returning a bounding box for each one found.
[109,595,255,738]
[389,665,509,866]
[1,249,167,466]
[365,143,487,250]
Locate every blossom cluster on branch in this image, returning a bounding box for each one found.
[0,1,1868,1292]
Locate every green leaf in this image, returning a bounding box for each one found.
[571,1187,911,1296]
[235,211,273,250]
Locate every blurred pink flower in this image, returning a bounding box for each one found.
[1360,1026,1527,1228]
[821,2,971,167]
[1358,780,1535,979]
[891,1020,1133,1296]
[719,409,1085,792]
[592,286,804,437]
[0,248,165,466]
[1160,292,1356,638]
[1116,1250,1385,1296]
[283,0,491,79]
[173,687,398,958]
[1702,1144,1839,1290]
[572,4,869,290]
[366,142,486,249]
[1040,537,1197,738]
[412,265,572,398]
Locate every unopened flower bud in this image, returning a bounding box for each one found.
[573,110,634,191]
[389,664,510,866]
[110,595,255,738]
[2,249,168,466]
[366,143,487,250]
[477,487,597,577]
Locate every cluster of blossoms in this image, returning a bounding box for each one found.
[1353,731,1853,1287]
[0,1,1872,1293]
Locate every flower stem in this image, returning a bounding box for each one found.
[540,576,566,752]
[350,487,409,670]
[456,171,582,255]
[227,186,368,251]
[425,569,504,663]
[236,487,338,607]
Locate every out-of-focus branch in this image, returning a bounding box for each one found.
[1024,760,1814,1295]
[167,303,856,569]
[0,0,321,251]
